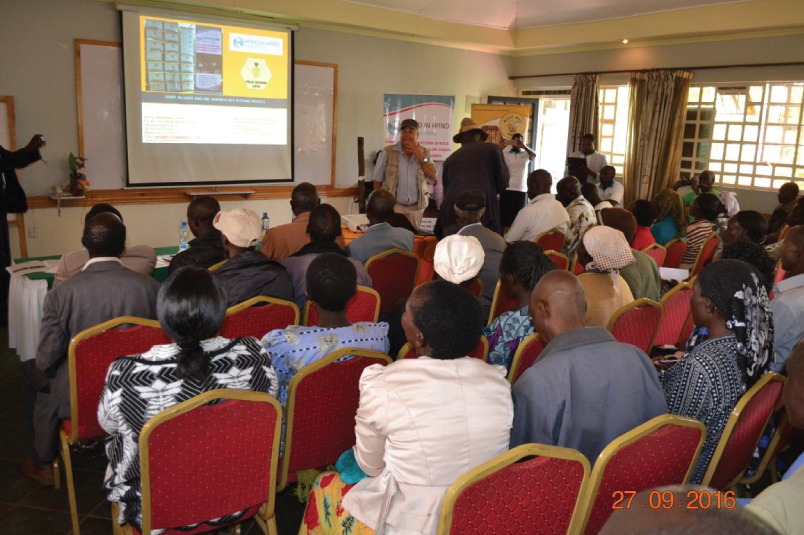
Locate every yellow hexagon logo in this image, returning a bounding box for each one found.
[240,58,271,90]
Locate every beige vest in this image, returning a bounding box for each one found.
[382,145,430,210]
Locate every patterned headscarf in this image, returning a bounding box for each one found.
[698,259,773,387]
[581,226,635,291]
[655,189,687,238]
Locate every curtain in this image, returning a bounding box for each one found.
[623,70,693,204]
[566,74,600,156]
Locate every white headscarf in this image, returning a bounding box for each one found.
[582,226,635,291]
[434,235,485,284]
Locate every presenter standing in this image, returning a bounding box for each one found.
[569,133,608,185]
[499,132,535,229]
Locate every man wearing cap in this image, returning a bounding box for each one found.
[437,118,510,237]
[373,118,437,229]
[213,208,294,308]
[455,189,507,319]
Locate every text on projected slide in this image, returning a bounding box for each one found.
[140,16,289,145]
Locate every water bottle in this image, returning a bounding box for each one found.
[261,212,270,238]
[179,221,189,252]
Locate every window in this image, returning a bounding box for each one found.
[681,83,804,190]
[598,86,629,175]
[534,97,571,189]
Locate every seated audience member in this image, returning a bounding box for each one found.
[575,226,635,327]
[629,199,657,251]
[651,188,687,246]
[600,208,661,301]
[262,253,389,407]
[746,343,804,535]
[597,165,624,206]
[168,196,225,274]
[720,240,775,293]
[766,197,804,260]
[504,169,569,243]
[22,214,160,485]
[282,204,371,311]
[661,260,772,484]
[510,270,667,462]
[723,210,768,246]
[770,226,804,372]
[582,182,613,223]
[100,267,278,533]
[347,189,414,263]
[679,170,719,208]
[484,242,555,374]
[557,175,597,257]
[433,234,484,292]
[719,189,740,217]
[679,193,720,270]
[259,182,345,260]
[766,181,799,243]
[213,209,294,308]
[299,281,513,535]
[53,203,156,287]
[455,189,507,318]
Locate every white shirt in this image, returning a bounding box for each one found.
[503,149,531,192]
[598,180,624,206]
[569,151,608,184]
[504,193,570,243]
[771,273,804,372]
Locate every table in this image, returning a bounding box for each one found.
[8,246,177,362]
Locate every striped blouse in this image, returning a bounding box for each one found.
[680,220,713,268]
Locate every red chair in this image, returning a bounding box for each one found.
[606,298,663,353]
[58,317,170,535]
[653,283,693,348]
[545,250,570,271]
[575,415,706,535]
[397,336,489,361]
[487,281,519,325]
[437,444,590,535]
[774,259,786,285]
[701,373,785,490]
[303,286,380,326]
[571,254,585,275]
[219,296,300,339]
[535,229,567,253]
[690,233,720,277]
[365,249,420,316]
[465,278,483,299]
[278,349,392,491]
[508,333,547,386]
[641,243,667,267]
[741,403,798,485]
[663,238,687,269]
[111,390,282,535]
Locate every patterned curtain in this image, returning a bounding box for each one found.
[566,74,600,156]
[623,70,693,204]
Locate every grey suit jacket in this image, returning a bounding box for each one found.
[34,261,160,459]
[53,245,157,288]
[346,223,415,264]
[458,223,507,317]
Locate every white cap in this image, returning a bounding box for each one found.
[434,235,485,284]
[213,209,262,248]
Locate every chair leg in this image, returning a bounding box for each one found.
[253,513,278,535]
[52,457,61,490]
[230,524,241,535]
[60,429,81,535]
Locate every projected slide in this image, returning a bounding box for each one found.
[140,16,288,145]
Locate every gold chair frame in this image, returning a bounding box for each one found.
[208,259,227,272]
[740,410,790,486]
[225,295,300,325]
[689,232,720,276]
[657,282,693,347]
[396,336,489,362]
[605,298,664,352]
[302,285,381,326]
[364,248,421,286]
[641,243,667,266]
[663,238,687,268]
[544,249,571,270]
[534,229,567,252]
[508,333,542,386]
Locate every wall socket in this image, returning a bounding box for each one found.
[28,227,39,238]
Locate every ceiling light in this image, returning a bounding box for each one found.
[622,38,629,44]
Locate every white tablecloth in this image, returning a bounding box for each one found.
[8,274,48,362]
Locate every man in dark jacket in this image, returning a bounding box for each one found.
[213,208,294,308]
[168,196,225,274]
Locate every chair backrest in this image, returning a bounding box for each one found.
[575,415,706,535]
[487,280,519,325]
[641,243,667,268]
[545,250,570,271]
[303,286,381,326]
[465,278,483,299]
[572,254,585,275]
[365,248,420,316]
[208,259,227,272]
[279,348,393,490]
[219,296,300,340]
[701,373,785,490]
[535,229,566,253]
[779,224,791,241]
[774,259,786,285]
[663,238,687,269]
[68,317,170,442]
[397,336,489,361]
[606,298,663,354]
[508,333,547,386]
[437,444,590,535]
[690,233,720,277]
[654,283,693,347]
[139,390,281,535]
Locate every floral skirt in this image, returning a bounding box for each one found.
[299,472,374,535]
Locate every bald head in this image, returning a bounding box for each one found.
[527,169,553,199]
[187,196,220,237]
[81,213,126,259]
[780,225,804,275]
[529,270,586,342]
[366,189,396,225]
[290,182,320,215]
[557,176,581,206]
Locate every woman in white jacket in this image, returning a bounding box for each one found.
[300,280,514,535]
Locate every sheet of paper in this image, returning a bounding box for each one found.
[660,267,690,281]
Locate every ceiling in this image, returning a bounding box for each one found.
[339,0,762,30]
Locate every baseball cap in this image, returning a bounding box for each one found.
[213,209,262,248]
[400,118,419,131]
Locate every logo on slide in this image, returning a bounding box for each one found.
[229,33,283,55]
[241,58,272,90]
[233,36,244,48]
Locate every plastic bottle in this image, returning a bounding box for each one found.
[179,221,189,252]
[261,212,270,238]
